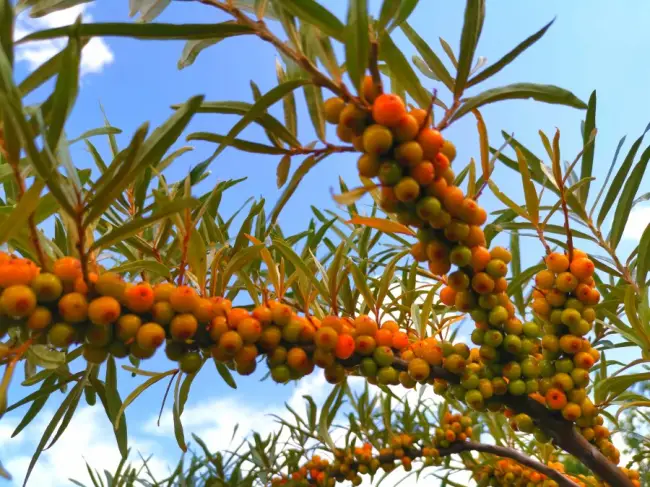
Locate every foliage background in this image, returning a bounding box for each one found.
[1,0,650,485]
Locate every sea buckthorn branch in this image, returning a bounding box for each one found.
[198,0,363,108]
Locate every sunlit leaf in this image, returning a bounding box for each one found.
[454,0,485,98]
[348,216,416,236]
[345,0,369,93]
[401,23,454,91]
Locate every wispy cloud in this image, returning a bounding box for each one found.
[623,205,650,240]
[14,5,114,76]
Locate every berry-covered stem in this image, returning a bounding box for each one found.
[200,0,364,109]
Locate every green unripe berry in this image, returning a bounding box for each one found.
[470,328,485,345]
[465,389,485,410]
[324,97,346,124]
[179,351,203,374]
[461,372,480,390]
[478,294,498,309]
[478,378,494,399]
[488,306,508,326]
[515,413,534,433]
[555,358,574,374]
[377,366,399,385]
[523,322,541,338]
[503,334,522,354]
[394,141,423,167]
[415,196,442,220]
[508,379,527,396]
[569,319,592,336]
[503,361,522,380]
[394,177,421,202]
[373,346,394,367]
[539,359,555,378]
[357,154,381,178]
[449,245,472,267]
[561,308,582,327]
[485,259,508,278]
[526,379,539,394]
[491,377,508,395]
[378,162,403,186]
[521,358,540,378]
[483,330,503,348]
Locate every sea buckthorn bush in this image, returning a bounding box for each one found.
[0,1,648,486]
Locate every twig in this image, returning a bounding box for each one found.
[435,99,461,132]
[74,196,90,283]
[289,144,357,157]
[200,0,364,109]
[0,135,48,269]
[368,40,383,97]
[422,89,438,130]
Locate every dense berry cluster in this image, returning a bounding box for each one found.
[474,458,641,487]
[271,414,472,486]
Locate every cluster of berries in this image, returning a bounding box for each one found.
[272,416,472,486]
[473,458,641,487]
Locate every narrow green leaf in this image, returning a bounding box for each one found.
[105,357,128,458]
[401,22,454,91]
[187,228,207,290]
[597,123,650,227]
[69,126,122,145]
[0,179,44,246]
[91,198,198,251]
[214,361,237,389]
[515,148,539,224]
[451,83,587,122]
[273,238,328,297]
[275,60,297,140]
[276,154,291,188]
[12,375,57,438]
[109,260,172,279]
[468,18,555,87]
[439,37,458,67]
[487,180,528,219]
[114,369,177,430]
[303,84,326,142]
[345,0,369,93]
[0,0,13,67]
[172,373,187,452]
[389,0,418,31]
[379,31,430,107]
[47,26,81,151]
[637,223,650,287]
[454,0,485,99]
[18,21,255,42]
[177,39,219,70]
[278,0,345,41]
[378,0,400,31]
[609,144,650,249]
[208,80,309,161]
[580,90,597,203]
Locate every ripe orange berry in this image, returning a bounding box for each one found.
[124,283,155,313]
[408,358,430,381]
[88,296,121,326]
[570,257,595,279]
[169,285,199,313]
[58,292,88,323]
[375,328,393,347]
[464,226,486,247]
[334,334,355,359]
[433,153,450,173]
[392,332,409,350]
[323,97,346,124]
[219,330,243,356]
[562,402,582,421]
[439,286,457,306]
[546,252,570,273]
[363,124,394,155]
[136,322,166,350]
[535,270,555,289]
[410,161,435,185]
[471,246,491,271]
[372,94,406,127]
[546,388,568,410]
[1,285,37,318]
[354,315,378,336]
[362,75,380,103]
[471,272,495,294]
[287,347,310,372]
[237,317,262,343]
[417,128,444,160]
[193,298,216,323]
[53,257,82,282]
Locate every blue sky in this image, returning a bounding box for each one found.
[1,1,650,486]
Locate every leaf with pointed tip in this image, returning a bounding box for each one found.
[379,31,430,107]
[454,0,485,98]
[637,224,650,287]
[515,148,539,224]
[348,216,415,236]
[452,83,587,122]
[402,22,454,91]
[609,144,650,249]
[468,18,555,87]
[345,0,369,94]
[214,361,237,389]
[278,0,344,41]
[0,179,44,246]
[487,180,528,220]
[177,39,219,70]
[18,21,255,42]
[276,154,291,188]
[580,91,597,203]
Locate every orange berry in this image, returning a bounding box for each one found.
[153,282,175,302]
[417,128,444,160]
[471,272,495,294]
[433,153,450,173]
[31,273,63,303]
[471,246,491,271]
[408,358,430,381]
[210,296,232,317]
[546,252,570,273]
[410,108,432,127]
[354,315,378,336]
[362,75,380,103]
[439,286,457,306]
[169,285,199,313]
[546,388,568,410]
[136,322,166,350]
[382,321,399,332]
[27,306,52,330]
[372,94,406,127]
[1,285,37,318]
[392,113,420,142]
[321,315,343,333]
[375,328,393,347]
[237,317,262,343]
[535,270,555,289]
[88,296,121,326]
[570,257,595,279]
[410,161,435,185]
[463,226,486,247]
[429,259,451,276]
[392,332,409,350]
[323,97,346,124]
[315,326,338,351]
[124,283,155,313]
[334,334,355,359]
[287,347,310,372]
[58,292,88,323]
[53,257,82,282]
[219,330,243,355]
[411,242,428,262]
[170,313,199,341]
[193,298,216,323]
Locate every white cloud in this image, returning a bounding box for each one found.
[623,205,650,241]
[4,406,171,487]
[15,5,114,76]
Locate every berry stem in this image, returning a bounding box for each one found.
[200,0,365,110]
[368,41,384,97]
[435,99,461,132]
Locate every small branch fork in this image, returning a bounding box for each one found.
[200,0,363,109]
